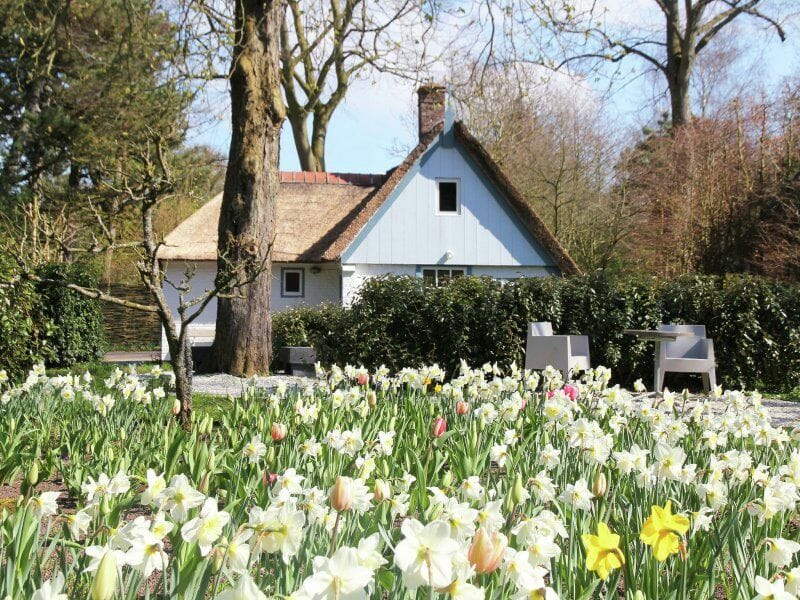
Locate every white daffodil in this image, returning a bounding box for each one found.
[558,479,593,511]
[248,504,306,563]
[141,469,166,506]
[216,573,267,600]
[224,529,254,573]
[30,491,60,518]
[243,435,267,463]
[125,529,167,578]
[753,576,796,600]
[67,508,93,540]
[766,537,800,567]
[163,474,205,521]
[299,547,373,600]
[355,533,387,571]
[180,497,231,556]
[31,572,67,600]
[393,519,460,590]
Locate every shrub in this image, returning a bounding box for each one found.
[0,257,54,379]
[273,273,800,392]
[35,262,105,367]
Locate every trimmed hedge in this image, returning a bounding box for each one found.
[35,262,105,366]
[0,257,54,379]
[0,260,105,378]
[272,274,800,392]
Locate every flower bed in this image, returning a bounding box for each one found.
[1,363,799,598]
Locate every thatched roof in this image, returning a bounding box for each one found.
[158,123,580,274]
[157,172,383,262]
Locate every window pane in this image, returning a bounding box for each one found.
[451,269,465,278]
[438,270,451,285]
[422,269,436,285]
[438,181,458,212]
[284,271,301,293]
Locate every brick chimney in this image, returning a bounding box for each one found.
[417,83,446,141]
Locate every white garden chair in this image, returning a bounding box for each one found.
[655,324,717,392]
[524,322,591,378]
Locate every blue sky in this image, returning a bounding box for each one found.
[188,14,799,175]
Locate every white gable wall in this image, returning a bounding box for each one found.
[342,140,559,267]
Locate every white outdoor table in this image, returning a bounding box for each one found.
[623,329,693,393]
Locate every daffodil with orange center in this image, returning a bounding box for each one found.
[581,522,625,580]
[640,501,690,561]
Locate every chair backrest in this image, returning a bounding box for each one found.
[659,323,706,338]
[659,324,709,359]
[529,322,553,337]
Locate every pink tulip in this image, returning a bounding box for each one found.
[563,384,579,401]
[357,372,369,386]
[271,422,287,441]
[432,417,447,438]
[456,401,469,415]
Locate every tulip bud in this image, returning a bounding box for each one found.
[441,470,453,489]
[456,401,469,415]
[211,542,225,572]
[367,390,377,407]
[271,422,287,442]
[258,415,265,430]
[330,476,354,512]
[266,447,275,465]
[91,551,118,600]
[374,479,391,502]
[27,460,39,487]
[171,398,181,415]
[357,372,368,386]
[119,429,126,441]
[100,494,111,517]
[432,417,447,438]
[511,473,525,505]
[208,451,216,471]
[468,528,507,574]
[633,592,646,600]
[593,471,607,498]
[198,471,210,494]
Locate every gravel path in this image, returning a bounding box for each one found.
[189,373,800,427]
[190,373,312,397]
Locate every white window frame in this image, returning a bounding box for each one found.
[421,267,466,287]
[435,178,461,215]
[281,267,305,298]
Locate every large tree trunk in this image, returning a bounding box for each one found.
[210,0,285,376]
[664,5,693,129]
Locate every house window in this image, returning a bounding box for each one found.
[437,179,460,214]
[281,268,304,297]
[422,267,466,286]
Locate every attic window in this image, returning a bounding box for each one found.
[437,179,460,214]
[281,268,304,298]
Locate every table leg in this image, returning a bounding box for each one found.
[653,341,661,393]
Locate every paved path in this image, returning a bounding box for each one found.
[187,374,800,428]
[190,373,312,397]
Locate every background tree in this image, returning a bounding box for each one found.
[280,0,436,170]
[454,68,639,271]
[457,0,792,129]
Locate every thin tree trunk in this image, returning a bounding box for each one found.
[210,0,285,376]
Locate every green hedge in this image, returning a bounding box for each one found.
[0,260,105,378]
[35,262,105,366]
[0,257,54,379]
[272,274,800,392]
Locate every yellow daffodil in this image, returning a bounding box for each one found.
[640,501,690,561]
[581,522,625,580]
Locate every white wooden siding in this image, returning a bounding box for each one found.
[160,261,340,358]
[342,141,557,267]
